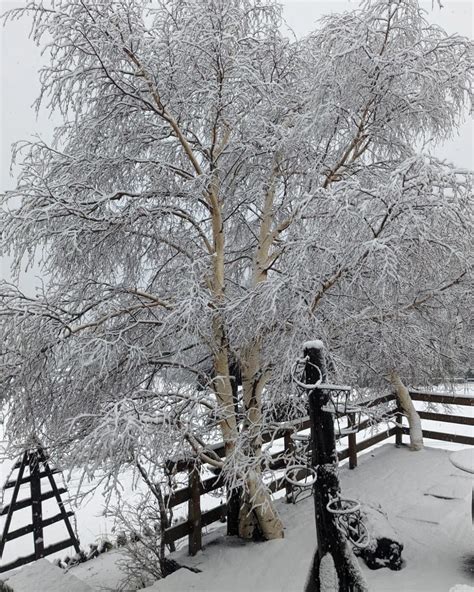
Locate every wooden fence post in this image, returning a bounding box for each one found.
[0,452,28,560]
[29,452,45,559]
[188,463,202,556]
[283,430,295,503]
[37,448,81,556]
[395,402,403,446]
[348,412,357,469]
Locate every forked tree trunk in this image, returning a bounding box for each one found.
[208,156,284,541]
[210,338,283,541]
[390,371,423,451]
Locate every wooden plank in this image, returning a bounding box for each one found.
[358,393,397,409]
[409,391,474,406]
[37,449,81,555]
[165,457,198,474]
[402,427,474,446]
[163,520,190,545]
[0,451,28,558]
[39,537,78,558]
[163,501,228,545]
[395,403,403,446]
[0,488,67,516]
[165,397,397,477]
[29,452,44,558]
[347,413,357,469]
[268,475,287,495]
[355,427,397,454]
[188,468,202,556]
[167,444,302,507]
[201,504,227,527]
[0,538,77,573]
[338,448,349,462]
[4,469,60,489]
[161,390,474,551]
[417,411,473,426]
[165,473,223,508]
[4,512,74,543]
[357,409,397,434]
[284,431,295,502]
[167,437,314,507]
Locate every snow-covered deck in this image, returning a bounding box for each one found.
[139,444,473,592]
[3,444,472,591]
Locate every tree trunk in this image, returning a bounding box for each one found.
[237,343,284,540]
[207,160,284,541]
[239,469,284,540]
[390,371,423,451]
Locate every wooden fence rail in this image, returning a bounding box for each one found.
[163,390,473,554]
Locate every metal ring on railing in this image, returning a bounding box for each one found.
[284,465,317,487]
[345,518,370,549]
[326,497,361,515]
[336,513,371,549]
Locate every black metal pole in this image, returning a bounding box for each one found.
[303,342,358,592]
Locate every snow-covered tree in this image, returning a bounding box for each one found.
[1,0,472,540]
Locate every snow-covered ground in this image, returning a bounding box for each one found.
[3,444,473,592]
[1,386,472,590]
[136,445,473,592]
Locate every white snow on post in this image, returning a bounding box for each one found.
[303,340,324,350]
[319,553,339,592]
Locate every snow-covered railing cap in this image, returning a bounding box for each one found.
[318,384,351,392]
[303,340,324,350]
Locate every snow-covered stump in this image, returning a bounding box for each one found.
[302,342,368,592]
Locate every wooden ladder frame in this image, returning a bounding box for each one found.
[0,447,81,573]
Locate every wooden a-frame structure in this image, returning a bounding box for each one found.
[0,445,81,573]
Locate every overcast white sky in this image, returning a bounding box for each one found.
[0,0,472,288]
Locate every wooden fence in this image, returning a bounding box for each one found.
[163,390,473,555]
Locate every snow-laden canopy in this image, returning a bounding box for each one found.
[1,0,472,539]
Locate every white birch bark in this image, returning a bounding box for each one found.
[237,163,285,540]
[390,371,424,451]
